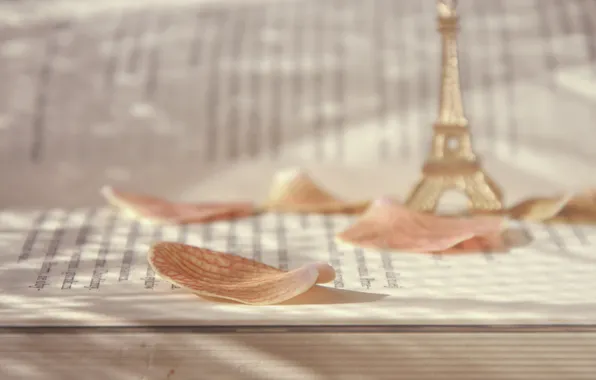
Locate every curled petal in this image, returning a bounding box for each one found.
[101,186,256,224]
[336,197,506,253]
[148,242,336,305]
[506,189,596,223]
[507,193,574,222]
[569,188,596,208]
[261,168,369,214]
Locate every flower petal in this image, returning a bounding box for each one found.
[101,186,256,224]
[148,242,336,305]
[506,189,596,223]
[261,168,369,214]
[336,197,506,253]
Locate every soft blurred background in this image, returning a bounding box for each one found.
[1,0,595,208]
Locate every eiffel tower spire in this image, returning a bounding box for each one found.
[436,0,467,128]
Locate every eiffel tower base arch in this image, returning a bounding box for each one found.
[405,170,503,214]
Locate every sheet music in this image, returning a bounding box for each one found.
[1,206,595,327]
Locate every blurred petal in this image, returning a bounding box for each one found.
[101,186,256,224]
[262,168,369,214]
[337,197,506,253]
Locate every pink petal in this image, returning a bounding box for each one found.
[148,242,336,305]
[262,168,369,214]
[336,197,506,253]
[101,186,256,224]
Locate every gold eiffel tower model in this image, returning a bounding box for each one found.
[405,0,503,213]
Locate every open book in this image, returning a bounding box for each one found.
[2,205,595,328]
[1,0,595,331]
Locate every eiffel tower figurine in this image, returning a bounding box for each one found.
[405,0,503,213]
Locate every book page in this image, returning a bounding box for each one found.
[1,206,595,327]
[1,0,596,328]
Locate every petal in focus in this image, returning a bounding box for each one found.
[261,168,369,214]
[336,197,506,253]
[101,186,256,224]
[148,242,336,305]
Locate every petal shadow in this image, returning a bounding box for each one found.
[279,286,389,305]
[197,285,388,306]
